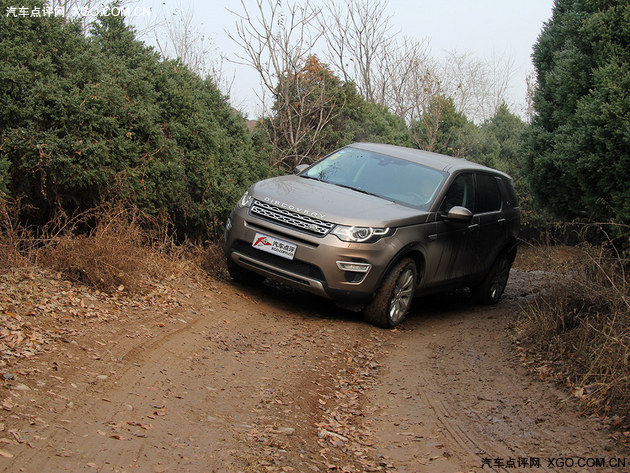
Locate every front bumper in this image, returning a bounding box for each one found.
[224,208,400,303]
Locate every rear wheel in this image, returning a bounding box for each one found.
[472,253,512,304]
[363,258,417,328]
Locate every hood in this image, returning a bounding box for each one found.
[250,175,430,227]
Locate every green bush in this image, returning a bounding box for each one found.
[0,0,269,240]
[522,0,630,225]
[0,155,8,197]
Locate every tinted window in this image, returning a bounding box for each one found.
[441,173,474,213]
[476,174,502,213]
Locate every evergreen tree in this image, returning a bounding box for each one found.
[471,103,527,173]
[409,96,472,157]
[522,0,630,223]
[0,155,8,197]
[470,104,539,222]
[344,101,412,148]
[262,55,412,167]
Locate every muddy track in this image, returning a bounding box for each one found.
[0,270,626,472]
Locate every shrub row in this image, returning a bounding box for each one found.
[0,0,269,241]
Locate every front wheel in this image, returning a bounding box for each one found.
[472,253,512,304]
[363,258,417,328]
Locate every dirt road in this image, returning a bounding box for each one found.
[0,268,627,472]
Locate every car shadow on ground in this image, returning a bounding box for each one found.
[229,277,364,324]
[403,289,479,328]
[230,277,482,329]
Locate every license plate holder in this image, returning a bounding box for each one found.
[252,232,297,260]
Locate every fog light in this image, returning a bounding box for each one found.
[336,261,371,273]
[225,217,232,233]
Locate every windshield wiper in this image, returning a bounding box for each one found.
[334,183,393,201]
[300,174,324,182]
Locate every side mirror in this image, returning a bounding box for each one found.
[294,164,308,174]
[445,206,473,223]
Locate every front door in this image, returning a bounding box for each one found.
[431,173,479,284]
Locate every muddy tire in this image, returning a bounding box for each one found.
[363,258,417,328]
[227,259,265,285]
[472,253,512,304]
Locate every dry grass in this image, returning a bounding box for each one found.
[37,208,151,293]
[514,242,585,272]
[0,201,196,294]
[516,235,629,426]
[189,242,229,280]
[0,199,30,269]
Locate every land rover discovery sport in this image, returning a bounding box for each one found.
[224,142,520,328]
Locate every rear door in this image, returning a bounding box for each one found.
[471,173,505,276]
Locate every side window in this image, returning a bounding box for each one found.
[476,174,502,213]
[441,173,474,213]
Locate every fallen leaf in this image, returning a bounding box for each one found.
[573,387,586,399]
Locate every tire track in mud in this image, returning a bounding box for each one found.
[6,300,256,472]
[364,275,621,473]
[1,282,392,472]
[1,271,625,473]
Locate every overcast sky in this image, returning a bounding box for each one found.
[131,0,554,120]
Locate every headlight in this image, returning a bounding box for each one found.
[331,225,391,243]
[237,190,253,209]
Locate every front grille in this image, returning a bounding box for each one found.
[233,241,325,282]
[250,200,335,237]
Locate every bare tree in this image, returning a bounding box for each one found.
[320,0,443,126]
[320,0,396,103]
[228,0,342,169]
[381,36,436,121]
[439,50,515,123]
[524,69,537,124]
[48,0,117,34]
[487,52,516,117]
[127,4,232,94]
[226,0,518,156]
[153,6,214,78]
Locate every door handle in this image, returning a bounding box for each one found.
[467,223,479,231]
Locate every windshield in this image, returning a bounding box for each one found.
[301,147,446,209]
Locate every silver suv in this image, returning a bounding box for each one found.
[224,142,520,327]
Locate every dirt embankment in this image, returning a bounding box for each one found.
[0,267,627,472]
